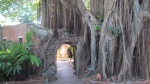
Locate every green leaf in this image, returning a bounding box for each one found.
[14,64,22,75]
[34,57,40,67]
[37,57,42,65]
[2,62,6,71]
[0,62,3,68]
[5,67,13,76]
[26,29,33,43]
[13,67,16,75]
[7,49,11,53]
[6,62,11,67]
[0,55,7,60]
[95,24,100,30]
[0,51,4,54]
[18,56,29,63]
[2,47,5,52]
[30,55,35,65]
[29,55,41,67]
[0,63,1,68]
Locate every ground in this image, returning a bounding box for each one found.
[50,60,84,84]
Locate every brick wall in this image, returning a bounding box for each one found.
[2,24,27,43]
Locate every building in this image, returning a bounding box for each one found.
[2,24,27,43]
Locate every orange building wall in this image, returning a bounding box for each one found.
[2,24,27,43]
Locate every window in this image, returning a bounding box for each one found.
[3,37,6,41]
[18,36,23,44]
[19,38,22,44]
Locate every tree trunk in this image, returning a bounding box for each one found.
[52,0,58,37]
[38,0,150,81]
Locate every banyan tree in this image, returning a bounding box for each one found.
[30,0,150,81]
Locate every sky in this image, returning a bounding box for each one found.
[0,14,20,26]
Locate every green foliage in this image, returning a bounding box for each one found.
[0,0,40,23]
[107,26,119,37]
[83,0,90,10]
[26,29,33,44]
[69,46,75,56]
[0,30,42,81]
[97,15,103,21]
[30,55,42,67]
[0,43,41,77]
[95,24,100,34]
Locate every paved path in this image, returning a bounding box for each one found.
[50,61,84,84]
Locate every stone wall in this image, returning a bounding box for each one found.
[2,24,27,43]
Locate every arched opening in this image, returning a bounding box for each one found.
[57,44,76,62]
[49,43,82,83]
[56,43,77,73]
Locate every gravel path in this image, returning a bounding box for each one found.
[50,61,84,84]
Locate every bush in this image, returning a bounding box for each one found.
[0,30,42,81]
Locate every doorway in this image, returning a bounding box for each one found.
[56,44,76,68]
[50,44,83,84]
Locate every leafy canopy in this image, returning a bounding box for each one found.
[0,0,40,23]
